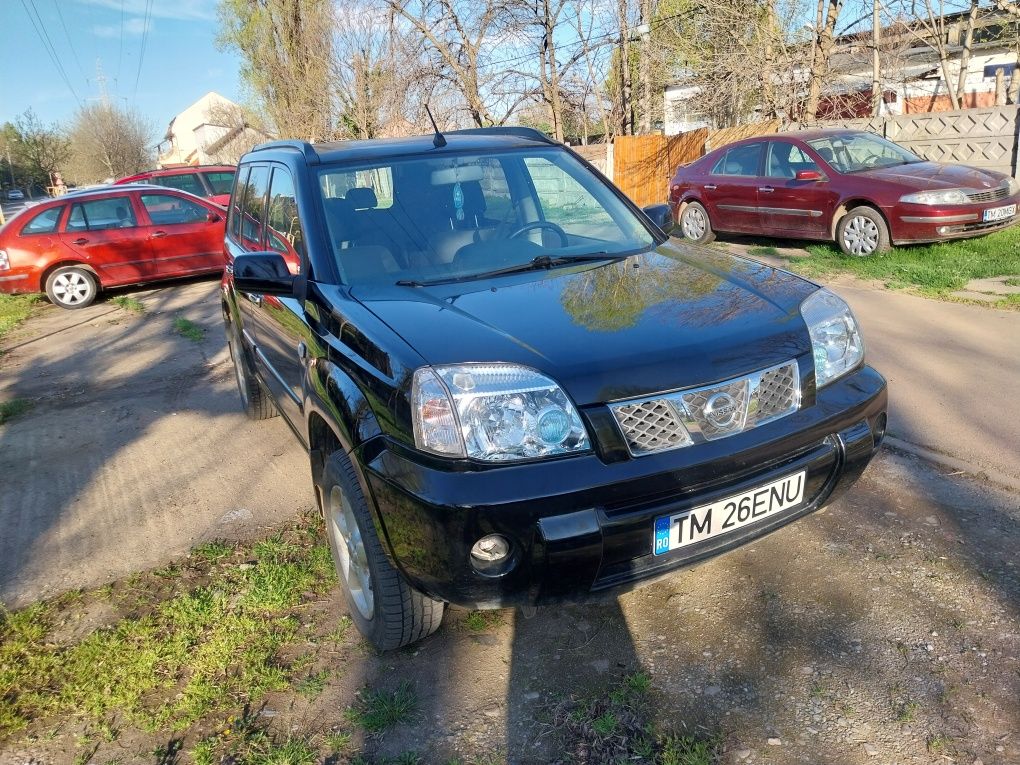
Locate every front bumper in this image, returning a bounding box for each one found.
[890,196,1020,244]
[357,366,888,609]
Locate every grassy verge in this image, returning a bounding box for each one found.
[0,294,39,344]
[782,225,1020,301]
[173,316,205,342]
[0,398,32,425]
[111,295,146,313]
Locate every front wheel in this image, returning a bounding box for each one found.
[836,207,890,257]
[319,450,444,651]
[679,201,716,244]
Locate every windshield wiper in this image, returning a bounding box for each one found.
[396,251,627,287]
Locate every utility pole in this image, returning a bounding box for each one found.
[638,0,652,133]
[871,0,881,116]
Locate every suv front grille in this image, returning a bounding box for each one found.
[964,185,1009,204]
[609,361,801,456]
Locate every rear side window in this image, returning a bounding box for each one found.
[66,197,138,232]
[154,173,205,197]
[140,194,208,225]
[711,143,764,176]
[266,167,305,274]
[228,166,250,241]
[20,206,63,235]
[240,165,271,251]
[203,171,235,196]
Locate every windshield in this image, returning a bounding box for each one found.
[807,133,922,174]
[316,147,655,286]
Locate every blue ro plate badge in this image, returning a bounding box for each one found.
[652,471,806,556]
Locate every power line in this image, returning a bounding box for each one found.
[116,0,125,84]
[51,0,88,89]
[19,0,83,108]
[132,0,154,103]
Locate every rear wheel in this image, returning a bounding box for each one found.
[836,207,890,257]
[45,266,98,309]
[227,322,278,420]
[679,201,716,244]
[319,450,444,651]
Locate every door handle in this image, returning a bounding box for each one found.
[150,230,167,238]
[704,184,717,190]
[72,237,88,245]
[758,186,775,193]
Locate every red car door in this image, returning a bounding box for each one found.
[137,192,225,276]
[701,141,765,233]
[58,195,154,285]
[758,140,836,238]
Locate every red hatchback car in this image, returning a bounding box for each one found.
[0,185,226,309]
[115,165,236,207]
[670,129,1020,256]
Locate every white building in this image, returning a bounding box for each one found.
[156,92,270,167]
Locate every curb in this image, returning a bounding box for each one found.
[884,435,1020,495]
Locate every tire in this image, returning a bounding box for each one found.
[319,450,445,651]
[226,321,278,420]
[679,201,716,244]
[836,207,890,257]
[44,266,98,309]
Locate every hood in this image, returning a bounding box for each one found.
[351,244,817,405]
[856,161,1008,191]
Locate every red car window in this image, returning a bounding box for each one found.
[66,197,138,232]
[20,206,63,235]
[140,193,208,225]
[203,171,235,196]
[154,173,205,197]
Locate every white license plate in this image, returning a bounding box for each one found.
[983,204,1016,222]
[652,471,806,555]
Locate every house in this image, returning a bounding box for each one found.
[156,92,271,167]
[664,6,1020,133]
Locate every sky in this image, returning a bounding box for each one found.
[0,0,244,141]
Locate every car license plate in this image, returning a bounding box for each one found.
[983,204,1016,222]
[653,471,806,555]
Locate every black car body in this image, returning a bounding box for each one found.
[221,127,887,650]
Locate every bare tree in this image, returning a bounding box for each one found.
[200,102,273,164]
[217,0,334,140]
[4,110,69,192]
[805,0,844,120]
[65,103,152,183]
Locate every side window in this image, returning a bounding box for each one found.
[240,165,271,251]
[20,206,63,235]
[711,143,764,177]
[140,194,208,225]
[155,173,205,197]
[204,171,236,196]
[65,197,137,232]
[228,165,250,242]
[766,142,820,179]
[266,167,305,275]
[524,157,613,236]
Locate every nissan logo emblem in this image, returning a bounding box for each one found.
[703,391,740,428]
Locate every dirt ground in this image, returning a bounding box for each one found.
[1,278,1018,764]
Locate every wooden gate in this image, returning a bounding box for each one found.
[613,129,708,207]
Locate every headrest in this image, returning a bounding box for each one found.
[346,187,378,210]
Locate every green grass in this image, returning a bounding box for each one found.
[295,670,330,699]
[0,516,336,739]
[173,316,205,342]
[659,735,715,765]
[747,245,780,257]
[345,681,418,733]
[1005,276,1020,286]
[787,225,1020,300]
[895,699,920,722]
[462,610,504,632]
[0,293,38,343]
[111,295,145,313]
[0,398,32,425]
[191,540,235,562]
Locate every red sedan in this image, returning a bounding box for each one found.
[0,185,226,309]
[669,129,1020,256]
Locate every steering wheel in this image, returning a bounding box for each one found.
[509,220,570,248]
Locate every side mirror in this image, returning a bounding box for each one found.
[232,252,296,295]
[642,203,675,234]
[206,211,222,223]
[795,170,826,182]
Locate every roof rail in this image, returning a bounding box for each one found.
[446,126,558,145]
[251,140,320,165]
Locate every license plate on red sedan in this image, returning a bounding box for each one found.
[983,204,1016,222]
[652,472,806,555]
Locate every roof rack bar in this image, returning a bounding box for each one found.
[251,139,320,165]
[445,126,558,145]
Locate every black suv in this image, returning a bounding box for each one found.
[222,127,887,650]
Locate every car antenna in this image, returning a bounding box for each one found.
[425,105,447,148]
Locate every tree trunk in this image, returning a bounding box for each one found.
[872,0,882,116]
[638,0,652,133]
[617,0,632,135]
[805,0,841,122]
[954,0,980,108]
[995,67,1007,105]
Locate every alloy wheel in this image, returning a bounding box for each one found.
[842,215,880,256]
[328,484,375,620]
[682,206,707,240]
[52,272,93,306]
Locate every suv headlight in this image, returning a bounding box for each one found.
[800,289,864,388]
[899,189,969,205]
[411,363,590,461]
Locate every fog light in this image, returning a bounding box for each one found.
[937,226,949,235]
[471,534,509,563]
